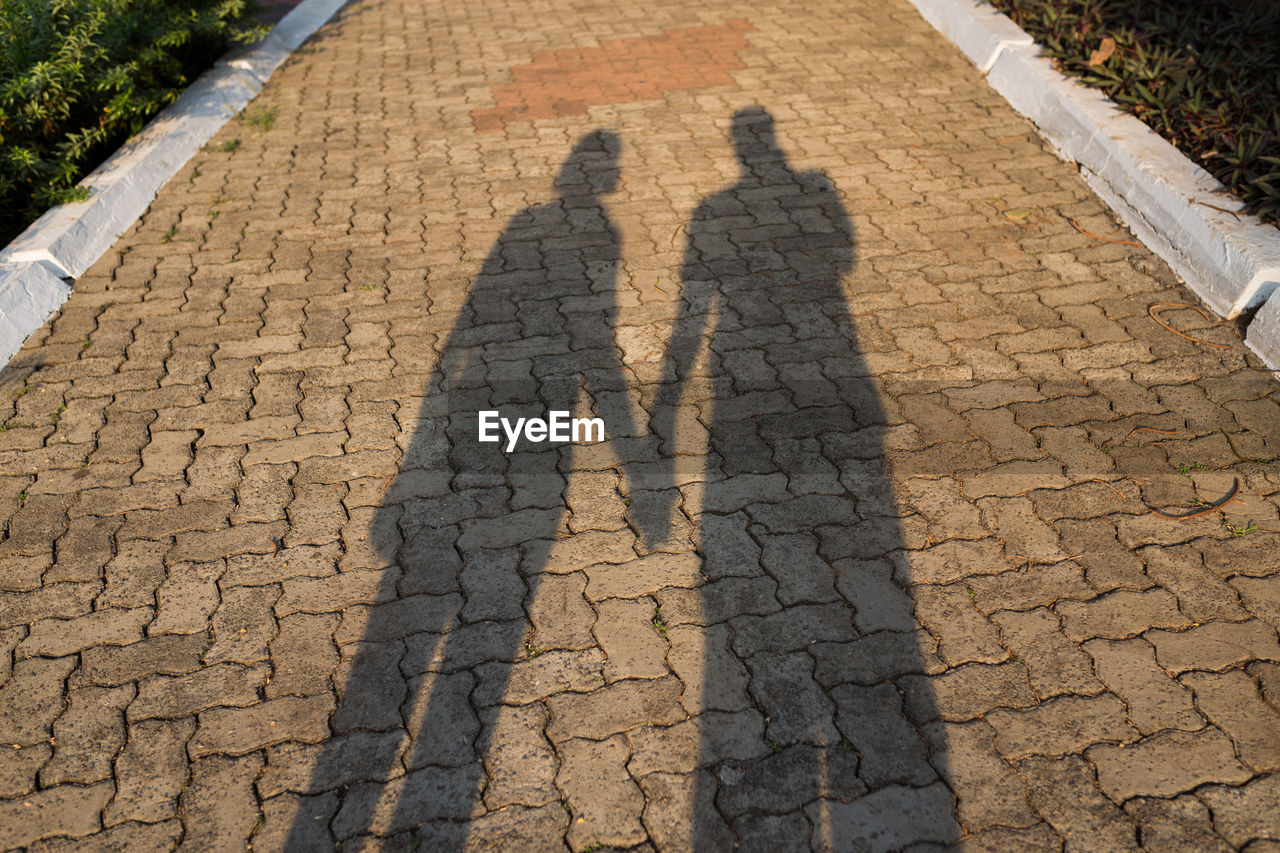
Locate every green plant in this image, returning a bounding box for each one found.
[1177,461,1209,478]
[217,138,242,153]
[987,0,1280,225]
[650,606,668,638]
[1221,518,1257,537]
[0,0,266,244]
[241,104,276,131]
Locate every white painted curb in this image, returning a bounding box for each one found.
[1247,297,1280,371]
[909,0,1032,72]
[0,0,348,369]
[906,0,1280,368]
[0,264,71,363]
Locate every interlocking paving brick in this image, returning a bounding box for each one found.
[40,684,133,786]
[914,582,1006,665]
[593,596,668,681]
[923,719,1038,832]
[1089,729,1252,800]
[547,676,684,743]
[1147,620,1280,674]
[190,694,334,757]
[0,781,113,849]
[557,735,647,850]
[2,0,1279,844]
[715,743,862,820]
[993,607,1102,698]
[1198,774,1280,848]
[1057,589,1191,641]
[988,693,1138,760]
[179,753,265,849]
[1125,795,1234,852]
[20,607,152,657]
[105,717,196,826]
[640,770,734,851]
[1083,638,1203,735]
[808,782,960,850]
[903,661,1037,723]
[1018,755,1138,852]
[1181,669,1280,772]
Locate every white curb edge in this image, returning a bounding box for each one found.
[1246,296,1280,371]
[906,0,1280,369]
[0,263,71,365]
[0,0,348,368]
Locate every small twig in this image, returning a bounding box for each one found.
[653,278,670,296]
[1126,426,1179,440]
[1070,217,1142,248]
[1086,478,1127,500]
[1148,302,1232,349]
[1195,200,1242,221]
[1145,477,1239,520]
[995,135,1027,145]
[669,223,686,252]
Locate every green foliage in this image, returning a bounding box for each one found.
[0,0,266,244]
[987,0,1280,225]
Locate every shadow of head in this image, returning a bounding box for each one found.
[554,129,622,199]
[730,106,786,173]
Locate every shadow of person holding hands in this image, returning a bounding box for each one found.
[649,107,958,850]
[285,130,642,850]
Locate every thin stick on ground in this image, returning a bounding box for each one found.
[1145,477,1240,520]
[1126,425,1179,440]
[1148,302,1233,349]
[1069,217,1142,248]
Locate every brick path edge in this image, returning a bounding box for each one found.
[907,0,1280,368]
[0,0,349,367]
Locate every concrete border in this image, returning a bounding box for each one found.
[906,0,1280,369]
[0,0,348,367]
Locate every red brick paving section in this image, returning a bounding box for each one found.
[472,19,755,132]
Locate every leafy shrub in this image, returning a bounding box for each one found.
[0,0,265,245]
[987,0,1280,226]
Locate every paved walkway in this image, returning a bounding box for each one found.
[2,0,1279,849]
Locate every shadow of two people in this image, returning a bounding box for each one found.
[287,107,953,851]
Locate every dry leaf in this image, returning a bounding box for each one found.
[1089,37,1116,66]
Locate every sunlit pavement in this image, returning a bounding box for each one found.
[1,0,1279,849]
